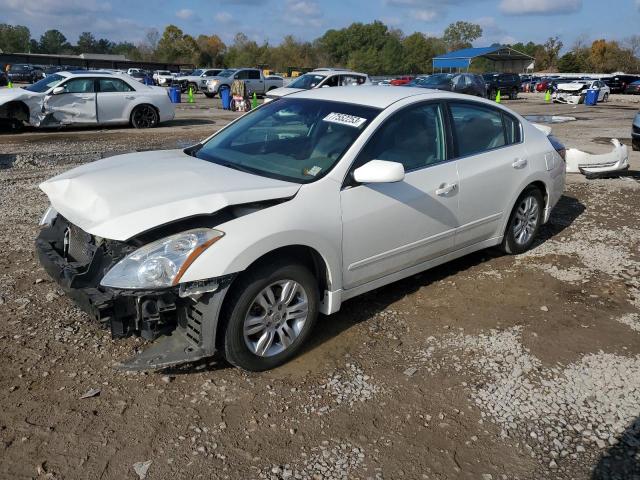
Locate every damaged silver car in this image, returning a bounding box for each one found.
[0,71,175,129]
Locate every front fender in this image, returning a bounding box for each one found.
[178,183,344,289]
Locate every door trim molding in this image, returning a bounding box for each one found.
[347,227,456,271]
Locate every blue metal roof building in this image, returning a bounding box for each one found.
[432,46,534,72]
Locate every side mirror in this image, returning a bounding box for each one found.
[52,86,65,95]
[353,160,405,184]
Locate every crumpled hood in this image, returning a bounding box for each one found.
[267,87,303,98]
[0,87,38,104]
[557,83,587,92]
[40,149,301,241]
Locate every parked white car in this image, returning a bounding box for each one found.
[153,70,176,86]
[36,87,565,371]
[0,71,175,128]
[266,69,370,102]
[553,79,610,104]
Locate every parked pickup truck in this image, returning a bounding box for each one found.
[205,68,284,97]
[174,68,223,94]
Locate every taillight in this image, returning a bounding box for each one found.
[548,134,566,161]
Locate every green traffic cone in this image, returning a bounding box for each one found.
[7,81,13,88]
[188,86,194,103]
[495,89,501,103]
[252,92,258,109]
[545,89,552,102]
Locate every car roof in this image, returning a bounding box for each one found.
[287,85,439,108]
[305,70,367,78]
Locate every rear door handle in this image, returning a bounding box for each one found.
[125,96,135,100]
[512,158,528,169]
[435,182,458,196]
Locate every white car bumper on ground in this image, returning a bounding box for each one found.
[565,139,629,175]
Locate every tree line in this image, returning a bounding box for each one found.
[1,21,638,74]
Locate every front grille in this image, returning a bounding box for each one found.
[66,223,94,264]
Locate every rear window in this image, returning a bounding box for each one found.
[450,102,521,157]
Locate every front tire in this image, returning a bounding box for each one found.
[130,104,159,129]
[203,92,214,98]
[500,187,544,255]
[221,261,319,371]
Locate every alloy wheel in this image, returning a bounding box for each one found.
[243,280,309,357]
[513,195,540,246]
[133,106,157,128]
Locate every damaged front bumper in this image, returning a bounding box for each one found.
[36,216,232,370]
[565,138,629,177]
[552,92,584,104]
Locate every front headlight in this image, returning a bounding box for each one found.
[209,80,219,86]
[101,228,224,289]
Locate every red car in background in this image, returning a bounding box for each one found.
[390,76,414,86]
[536,78,554,92]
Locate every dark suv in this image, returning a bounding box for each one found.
[482,73,521,100]
[605,75,640,94]
[6,64,36,83]
[408,73,487,98]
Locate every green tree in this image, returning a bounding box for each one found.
[0,24,31,53]
[443,21,482,52]
[156,25,199,63]
[39,29,70,54]
[76,32,97,52]
[196,34,226,66]
[403,33,446,74]
[558,52,582,72]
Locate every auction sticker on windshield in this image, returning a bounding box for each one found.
[323,112,367,128]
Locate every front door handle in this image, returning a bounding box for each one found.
[125,96,135,100]
[512,158,528,168]
[436,182,458,196]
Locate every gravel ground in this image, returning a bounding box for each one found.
[0,93,639,479]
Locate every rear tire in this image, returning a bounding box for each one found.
[500,187,544,255]
[221,261,319,371]
[130,104,159,129]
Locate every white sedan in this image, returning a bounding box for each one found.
[0,71,175,129]
[36,86,565,371]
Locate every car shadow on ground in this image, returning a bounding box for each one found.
[159,194,586,375]
[592,417,640,479]
[301,193,586,358]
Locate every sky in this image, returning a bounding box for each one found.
[1,0,639,49]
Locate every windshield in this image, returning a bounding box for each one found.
[288,74,326,90]
[24,74,65,93]
[482,74,497,80]
[157,71,170,75]
[217,69,237,78]
[195,98,380,183]
[190,69,203,76]
[422,74,453,85]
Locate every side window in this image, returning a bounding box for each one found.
[340,75,360,86]
[463,75,473,87]
[355,103,447,172]
[99,78,134,92]
[236,70,248,80]
[324,75,340,87]
[502,113,522,145]
[450,102,507,157]
[248,70,261,80]
[62,78,95,93]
